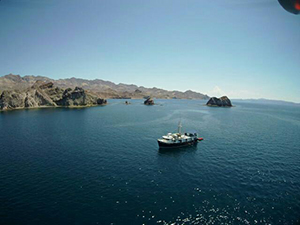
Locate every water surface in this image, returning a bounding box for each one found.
[0,99,299,224]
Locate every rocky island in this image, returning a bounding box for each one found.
[0,81,107,111]
[206,96,232,107]
[144,97,154,105]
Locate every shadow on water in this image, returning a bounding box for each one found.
[158,144,198,157]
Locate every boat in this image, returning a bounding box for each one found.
[157,122,203,148]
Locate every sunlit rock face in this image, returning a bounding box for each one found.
[0,81,107,111]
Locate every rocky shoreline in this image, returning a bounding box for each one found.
[0,81,107,111]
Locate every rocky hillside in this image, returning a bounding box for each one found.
[0,74,209,100]
[0,81,107,111]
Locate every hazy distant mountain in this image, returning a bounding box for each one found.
[233,98,300,106]
[0,74,209,100]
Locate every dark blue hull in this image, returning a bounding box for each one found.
[157,139,198,148]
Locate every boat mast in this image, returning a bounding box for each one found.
[178,121,182,134]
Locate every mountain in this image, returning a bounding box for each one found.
[0,74,209,100]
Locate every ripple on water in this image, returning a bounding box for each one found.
[0,100,300,224]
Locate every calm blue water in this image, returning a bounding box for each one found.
[0,99,299,225]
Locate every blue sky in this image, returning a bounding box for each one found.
[0,0,299,102]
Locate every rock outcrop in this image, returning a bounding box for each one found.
[97,98,107,105]
[144,97,154,105]
[206,96,232,107]
[0,81,107,111]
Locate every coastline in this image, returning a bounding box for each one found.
[0,103,108,112]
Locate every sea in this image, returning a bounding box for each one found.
[0,99,299,225]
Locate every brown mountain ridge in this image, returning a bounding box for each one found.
[0,74,209,100]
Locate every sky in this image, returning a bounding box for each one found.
[0,0,299,102]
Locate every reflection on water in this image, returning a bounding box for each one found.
[158,145,198,156]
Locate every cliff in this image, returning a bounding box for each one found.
[0,81,107,111]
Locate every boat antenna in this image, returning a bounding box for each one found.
[178,120,182,134]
